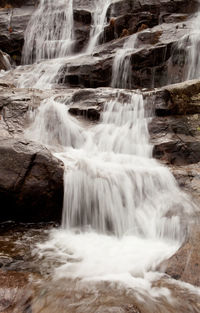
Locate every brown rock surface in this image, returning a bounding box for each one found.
[0,270,32,313]
[160,225,200,286]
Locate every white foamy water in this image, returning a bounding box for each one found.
[14,0,199,302]
[17,58,66,89]
[186,10,200,80]
[26,92,195,291]
[22,0,74,64]
[87,0,112,54]
[16,0,113,89]
[111,34,137,88]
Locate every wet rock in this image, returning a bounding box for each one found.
[0,5,35,63]
[170,162,200,203]
[166,79,200,114]
[0,86,46,136]
[73,9,91,25]
[145,78,200,116]
[58,55,113,88]
[0,269,33,313]
[73,9,91,52]
[57,21,193,89]
[107,0,199,18]
[153,140,200,165]
[0,138,64,222]
[0,0,34,7]
[160,225,200,286]
[74,22,91,53]
[0,49,11,70]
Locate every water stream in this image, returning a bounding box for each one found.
[22,0,74,64]
[86,0,112,53]
[168,9,200,83]
[25,92,194,291]
[111,34,138,88]
[22,0,198,297]
[1,0,200,311]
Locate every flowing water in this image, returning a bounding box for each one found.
[1,0,200,311]
[24,91,196,299]
[86,0,112,53]
[185,10,200,80]
[168,9,200,83]
[22,0,74,64]
[111,34,138,88]
[18,0,113,89]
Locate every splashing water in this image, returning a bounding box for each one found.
[26,91,195,291]
[22,0,74,64]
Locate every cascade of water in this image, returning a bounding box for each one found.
[27,90,194,241]
[87,0,112,54]
[19,0,198,294]
[25,98,85,148]
[22,0,74,64]
[168,9,200,83]
[186,11,200,80]
[28,90,196,286]
[111,34,137,88]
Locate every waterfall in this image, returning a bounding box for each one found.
[26,90,196,286]
[18,0,112,89]
[168,9,200,83]
[186,11,200,79]
[86,0,112,54]
[111,34,137,88]
[18,0,198,298]
[22,0,74,64]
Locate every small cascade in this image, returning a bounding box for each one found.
[87,0,112,54]
[25,98,85,148]
[53,93,190,240]
[22,0,74,64]
[186,11,200,80]
[0,50,11,74]
[168,10,200,83]
[17,0,113,89]
[111,34,137,88]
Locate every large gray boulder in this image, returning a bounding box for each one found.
[0,138,64,222]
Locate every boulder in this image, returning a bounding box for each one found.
[0,138,64,222]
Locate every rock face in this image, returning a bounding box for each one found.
[0,138,64,222]
[38,19,195,90]
[0,49,11,70]
[0,4,35,64]
[160,225,200,287]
